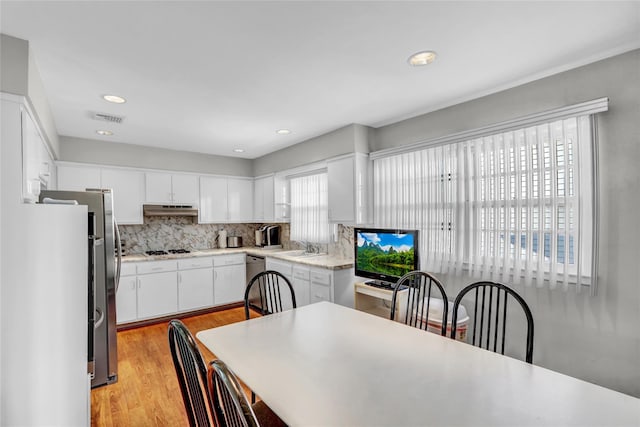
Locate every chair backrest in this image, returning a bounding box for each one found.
[207,359,260,427]
[244,270,297,320]
[168,319,214,427]
[390,271,449,336]
[451,281,534,363]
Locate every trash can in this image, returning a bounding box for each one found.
[415,297,469,342]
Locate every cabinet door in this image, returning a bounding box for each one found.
[292,277,310,306]
[57,165,101,192]
[228,178,253,222]
[145,172,172,203]
[253,176,274,221]
[328,156,355,223]
[137,271,178,319]
[214,264,246,305]
[310,283,332,304]
[101,168,144,224]
[178,268,214,311]
[172,174,199,204]
[116,275,137,324]
[199,176,228,223]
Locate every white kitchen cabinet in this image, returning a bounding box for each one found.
[200,176,228,222]
[273,173,290,222]
[213,254,246,305]
[136,260,178,319]
[228,178,253,222]
[21,108,53,201]
[57,164,101,192]
[178,257,214,311]
[116,274,138,324]
[310,268,333,304]
[101,168,145,224]
[253,175,274,221]
[292,265,311,306]
[146,172,199,204]
[200,176,253,223]
[327,153,371,225]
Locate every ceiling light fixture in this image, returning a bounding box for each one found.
[96,130,113,136]
[407,51,437,66]
[276,129,291,135]
[233,148,245,153]
[102,94,126,104]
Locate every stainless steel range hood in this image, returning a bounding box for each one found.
[143,204,198,217]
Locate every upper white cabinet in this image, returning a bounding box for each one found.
[228,178,253,222]
[21,107,54,201]
[327,153,371,225]
[253,175,275,222]
[57,164,101,192]
[101,168,145,224]
[200,176,228,223]
[145,172,198,205]
[200,176,253,223]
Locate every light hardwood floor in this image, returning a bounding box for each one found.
[91,307,258,426]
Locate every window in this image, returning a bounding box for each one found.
[373,99,605,292]
[290,172,330,243]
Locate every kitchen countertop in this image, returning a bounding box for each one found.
[121,247,354,270]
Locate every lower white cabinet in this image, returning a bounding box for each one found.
[214,254,246,305]
[137,269,178,320]
[116,275,138,324]
[310,269,332,304]
[178,257,214,311]
[292,266,311,306]
[117,255,247,324]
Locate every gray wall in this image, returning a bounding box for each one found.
[374,49,640,397]
[253,123,370,176]
[60,136,253,176]
[1,34,60,157]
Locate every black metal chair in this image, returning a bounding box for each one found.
[244,270,297,320]
[168,319,214,427]
[451,281,534,363]
[390,271,449,336]
[208,359,286,427]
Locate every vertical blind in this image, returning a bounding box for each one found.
[374,114,597,292]
[290,172,330,243]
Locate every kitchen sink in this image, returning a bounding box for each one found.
[277,250,327,258]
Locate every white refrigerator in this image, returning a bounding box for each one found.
[1,203,89,426]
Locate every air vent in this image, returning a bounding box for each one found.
[92,112,125,123]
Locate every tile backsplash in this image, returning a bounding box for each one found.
[120,217,354,260]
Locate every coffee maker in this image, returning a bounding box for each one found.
[257,225,281,248]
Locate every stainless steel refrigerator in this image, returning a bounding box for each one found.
[40,189,122,388]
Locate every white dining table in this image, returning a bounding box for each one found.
[196,301,640,426]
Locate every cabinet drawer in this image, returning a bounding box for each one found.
[213,254,245,267]
[178,257,213,270]
[120,262,137,276]
[137,260,177,275]
[292,266,310,281]
[310,270,331,285]
[310,283,331,303]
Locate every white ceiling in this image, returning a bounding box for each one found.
[1,1,639,159]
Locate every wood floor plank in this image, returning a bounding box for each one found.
[91,307,252,426]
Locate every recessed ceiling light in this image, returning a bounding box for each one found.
[233,148,245,153]
[96,130,113,136]
[102,94,126,104]
[407,51,437,66]
[276,129,291,135]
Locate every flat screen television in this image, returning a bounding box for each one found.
[354,227,419,284]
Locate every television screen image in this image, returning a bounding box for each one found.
[354,228,419,283]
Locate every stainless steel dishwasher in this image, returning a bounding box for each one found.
[245,255,265,311]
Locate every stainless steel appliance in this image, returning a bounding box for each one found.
[227,236,243,248]
[40,189,121,388]
[257,225,281,248]
[246,255,265,311]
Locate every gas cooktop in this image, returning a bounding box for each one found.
[144,249,191,256]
